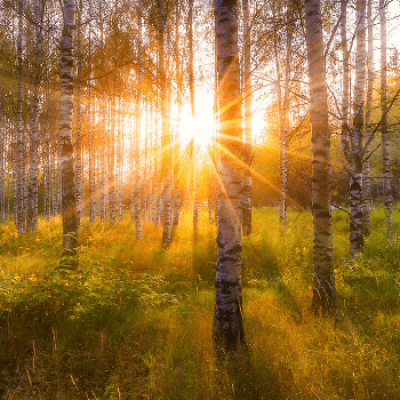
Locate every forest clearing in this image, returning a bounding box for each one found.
[1,207,400,399]
[2,0,400,397]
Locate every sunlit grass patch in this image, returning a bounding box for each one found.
[1,207,400,398]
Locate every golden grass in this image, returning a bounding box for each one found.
[0,208,400,399]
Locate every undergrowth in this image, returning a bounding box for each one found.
[0,208,400,399]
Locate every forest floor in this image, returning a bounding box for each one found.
[0,208,400,399]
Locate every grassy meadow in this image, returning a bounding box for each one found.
[0,208,400,399]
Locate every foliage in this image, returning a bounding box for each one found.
[1,209,400,398]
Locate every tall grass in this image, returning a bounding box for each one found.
[0,208,400,399]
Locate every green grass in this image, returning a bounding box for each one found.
[1,208,400,399]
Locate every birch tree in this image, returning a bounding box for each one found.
[341,0,367,256]
[26,0,43,232]
[214,0,245,351]
[158,0,172,248]
[379,0,394,240]
[59,0,79,260]
[305,0,336,313]
[241,0,252,235]
[362,0,374,236]
[16,0,25,234]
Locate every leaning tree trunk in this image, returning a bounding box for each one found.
[380,0,394,240]
[241,0,252,236]
[350,0,367,257]
[214,0,245,352]
[305,0,336,313]
[59,0,79,260]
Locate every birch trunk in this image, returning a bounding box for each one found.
[350,0,367,257]
[0,131,4,224]
[16,0,25,233]
[44,78,51,220]
[274,25,289,229]
[305,0,336,313]
[158,0,172,247]
[362,0,374,236]
[340,0,351,162]
[241,0,252,236]
[99,2,106,222]
[59,0,78,260]
[380,0,394,240]
[74,0,82,224]
[214,0,245,351]
[88,48,95,223]
[188,0,198,232]
[27,0,42,232]
[109,94,117,225]
[134,7,143,238]
[171,0,182,232]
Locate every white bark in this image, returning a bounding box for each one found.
[380,0,394,240]
[214,0,244,351]
[305,0,336,313]
[59,0,78,259]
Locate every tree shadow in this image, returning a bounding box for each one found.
[215,342,293,400]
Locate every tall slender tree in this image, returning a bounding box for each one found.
[305,0,336,313]
[27,0,43,232]
[59,0,79,260]
[362,0,374,236]
[214,0,244,351]
[16,0,25,234]
[379,0,394,240]
[158,0,172,248]
[241,0,252,235]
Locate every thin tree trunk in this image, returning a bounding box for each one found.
[135,6,143,238]
[187,0,198,233]
[109,93,117,225]
[241,0,252,235]
[305,0,336,313]
[172,0,182,232]
[74,0,83,224]
[27,0,42,232]
[340,0,351,161]
[158,0,172,248]
[99,1,106,222]
[16,0,25,233]
[380,0,393,240]
[214,0,245,352]
[362,0,374,236]
[350,0,367,257]
[59,0,78,260]
[88,45,95,223]
[0,130,4,224]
